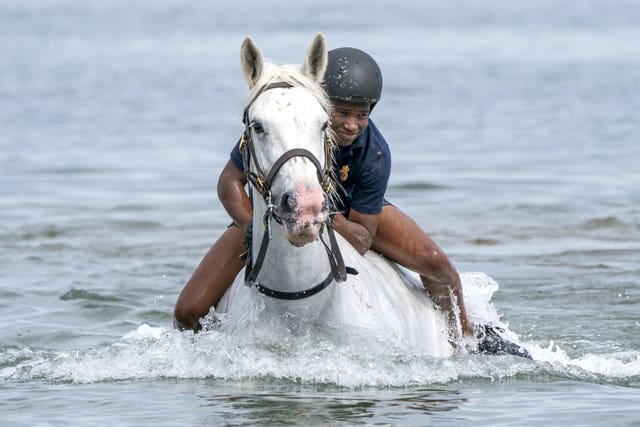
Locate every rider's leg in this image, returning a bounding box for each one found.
[370,204,473,336]
[174,225,245,331]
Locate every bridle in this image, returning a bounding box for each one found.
[240,81,356,300]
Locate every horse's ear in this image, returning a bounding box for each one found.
[240,36,264,88]
[301,33,327,83]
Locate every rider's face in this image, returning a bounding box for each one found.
[330,100,371,147]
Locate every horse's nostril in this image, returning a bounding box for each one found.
[281,193,297,213]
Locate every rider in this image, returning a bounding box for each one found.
[174,47,474,339]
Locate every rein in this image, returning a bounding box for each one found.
[240,81,356,300]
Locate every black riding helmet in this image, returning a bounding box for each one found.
[324,47,383,109]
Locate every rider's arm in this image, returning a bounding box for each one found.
[332,209,380,256]
[217,160,252,230]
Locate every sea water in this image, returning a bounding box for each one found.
[1,0,639,425]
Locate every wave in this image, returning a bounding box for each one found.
[581,216,630,230]
[59,288,125,303]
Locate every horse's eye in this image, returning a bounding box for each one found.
[322,121,329,131]
[250,122,264,135]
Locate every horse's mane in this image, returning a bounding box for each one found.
[243,62,340,205]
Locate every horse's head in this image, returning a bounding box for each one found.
[240,34,334,247]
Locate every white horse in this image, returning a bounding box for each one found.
[215,34,471,358]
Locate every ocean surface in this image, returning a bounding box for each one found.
[1,0,639,425]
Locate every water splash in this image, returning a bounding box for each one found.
[2,273,638,387]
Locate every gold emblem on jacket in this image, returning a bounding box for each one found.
[339,165,349,181]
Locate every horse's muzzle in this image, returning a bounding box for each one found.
[278,185,328,246]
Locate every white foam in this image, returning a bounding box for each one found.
[2,273,638,386]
